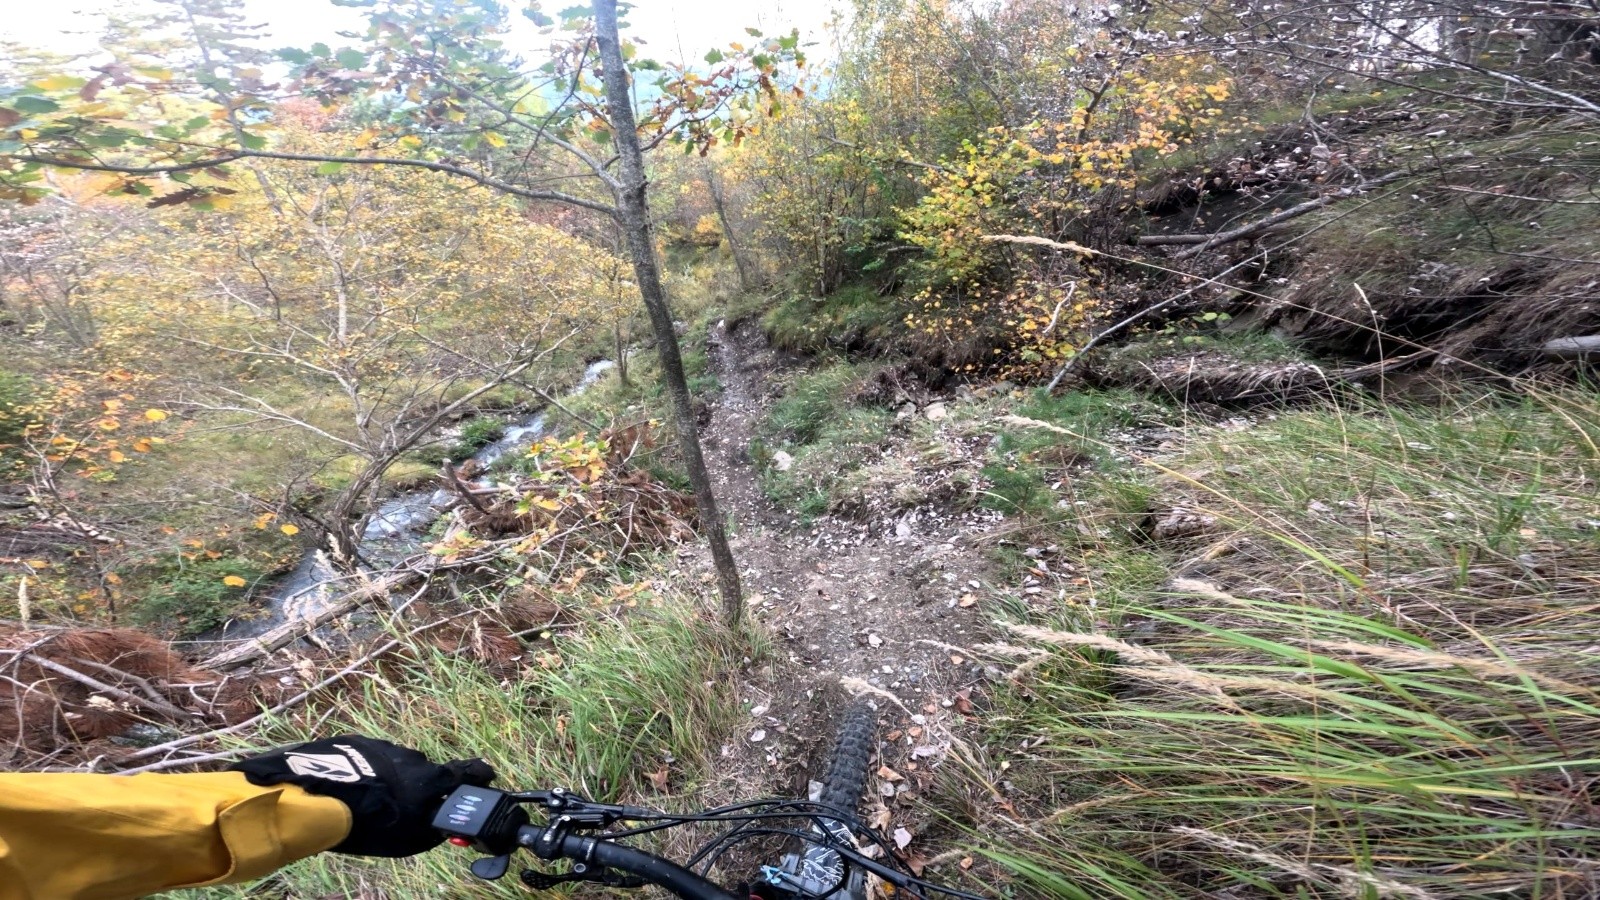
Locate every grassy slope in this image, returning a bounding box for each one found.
[180,597,756,898]
[915,387,1600,899]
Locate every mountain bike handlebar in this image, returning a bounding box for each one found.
[433,784,740,898]
[431,782,986,900]
[531,827,740,900]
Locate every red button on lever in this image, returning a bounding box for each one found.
[447,837,472,848]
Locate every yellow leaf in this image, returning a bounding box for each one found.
[484,131,507,148]
[105,572,122,584]
[107,450,127,463]
[31,75,84,91]
[144,408,168,422]
[222,575,247,587]
[279,523,300,536]
[25,559,49,569]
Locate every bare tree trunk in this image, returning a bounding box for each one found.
[595,0,744,624]
[705,163,754,290]
[614,319,629,387]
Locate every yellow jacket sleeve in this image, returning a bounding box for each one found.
[0,771,351,900]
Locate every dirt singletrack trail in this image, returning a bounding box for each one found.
[694,318,1002,823]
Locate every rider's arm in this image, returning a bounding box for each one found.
[0,771,350,900]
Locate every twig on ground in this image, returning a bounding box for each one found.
[839,675,910,712]
[112,612,472,773]
[0,650,196,721]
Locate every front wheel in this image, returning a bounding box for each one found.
[778,701,875,900]
[819,702,876,828]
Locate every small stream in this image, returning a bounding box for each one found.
[209,360,616,641]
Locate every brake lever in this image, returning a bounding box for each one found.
[470,854,511,881]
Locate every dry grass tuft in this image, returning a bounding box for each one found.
[946,389,1600,899]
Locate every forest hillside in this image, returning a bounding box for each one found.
[2,1,1598,898]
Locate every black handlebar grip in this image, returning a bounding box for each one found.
[535,829,742,900]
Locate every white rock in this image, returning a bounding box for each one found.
[771,450,795,472]
[924,402,948,422]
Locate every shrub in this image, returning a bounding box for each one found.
[129,557,271,637]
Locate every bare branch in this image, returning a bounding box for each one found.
[1137,170,1419,259]
[22,150,621,219]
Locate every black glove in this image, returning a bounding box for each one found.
[229,734,496,858]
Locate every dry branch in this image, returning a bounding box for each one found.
[0,651,195,722]
[1137,170,1415,259]
[114,612,471,773]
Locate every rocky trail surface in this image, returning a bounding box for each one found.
[689,319,1006,860]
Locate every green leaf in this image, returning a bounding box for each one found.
[83,129,133,149]
[237,131,268,150]
[335,48,366,70]
[277,47,312,65]
[745,27,763,37]
[12,96,59,115]
[184,115,210,132]
[310,42,332,59]
[556,5,591,18]
[633,58,662,71]
[704,49,724,65]
[590,127,611,145]
[523,8,553,26]
[315,161,346,175]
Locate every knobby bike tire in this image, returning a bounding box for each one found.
[819,702,876,823]
[808,700,876,900]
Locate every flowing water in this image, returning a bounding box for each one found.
[206,360,616,641]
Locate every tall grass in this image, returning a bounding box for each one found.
[180,601,749,899]
[951,391,1600,899]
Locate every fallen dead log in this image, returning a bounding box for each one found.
[198,565,431,671]
[1137,170,1416,260]
[1544,335,1600,358]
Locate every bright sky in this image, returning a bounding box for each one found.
[1,0,844,67]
